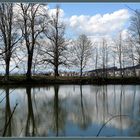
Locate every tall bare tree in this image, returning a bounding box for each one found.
[129,9,140,64]
[125,35,137,77]
[42,6,68,77]
[100,38,109,78]
[114,33,124,78]
[18,3,47,80]
[112,48,116,78]
[0,3,21,80]
[95,46,99,77]
[70,34,92,77]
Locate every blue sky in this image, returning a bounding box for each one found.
[48,3,140,17]
[47,3,140,39]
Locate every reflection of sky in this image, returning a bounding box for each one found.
[0,89,26,108]
[64,122,129,137]
[0,85,140,137]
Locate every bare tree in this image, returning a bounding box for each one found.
[125,35,137,77]
[100,38,109,78]
[70,34,92,77]
[95,46,99,77]
[114,33,124,78]
[129,9,140,64]
[42,6,68,77]
[112,48,116,78]
[17,3,48,80]
[0,3,21,80]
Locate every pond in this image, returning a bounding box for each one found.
[0,85,140,137]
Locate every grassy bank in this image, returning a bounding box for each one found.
[0,75,140,85]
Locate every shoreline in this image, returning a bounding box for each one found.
[0,76,140,86]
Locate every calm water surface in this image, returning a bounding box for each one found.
[0,85,140,137]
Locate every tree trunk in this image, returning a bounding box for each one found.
[80,68,83,77]
[113,56,116,78]
[132,54,136,77]
[5,58,10,80]
[26,53,33,80]
[95,48,98,78]
[133,67,136,77]
[119,60,123,78]
[120,68,123,78]
[54,65,59,77]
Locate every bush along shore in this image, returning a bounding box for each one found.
[0,76,140,85]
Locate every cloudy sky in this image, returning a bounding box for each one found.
[48,3,140,38]
[2,3,140,74]
[37,3,138,71]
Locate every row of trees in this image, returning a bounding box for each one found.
[0,3,139,80]
[0,3,94,80]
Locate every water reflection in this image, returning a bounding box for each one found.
[77,85,91,130]
[51,85,67,136]
[3,87,12,136]
[25,86,36,136]
[1,88,18,137]
[0,85,140,137]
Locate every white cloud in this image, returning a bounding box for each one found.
[48,8,64,18]
[68,9,130,37]
[121,29,129,40]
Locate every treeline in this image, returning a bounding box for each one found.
[0,3,139,80]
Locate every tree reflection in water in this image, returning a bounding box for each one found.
[25,86,37,136]
[0,85,140,136]
[2,87,18,137]
[3,87,12,136]
[52,85,67,136]
[79,85,91,130]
